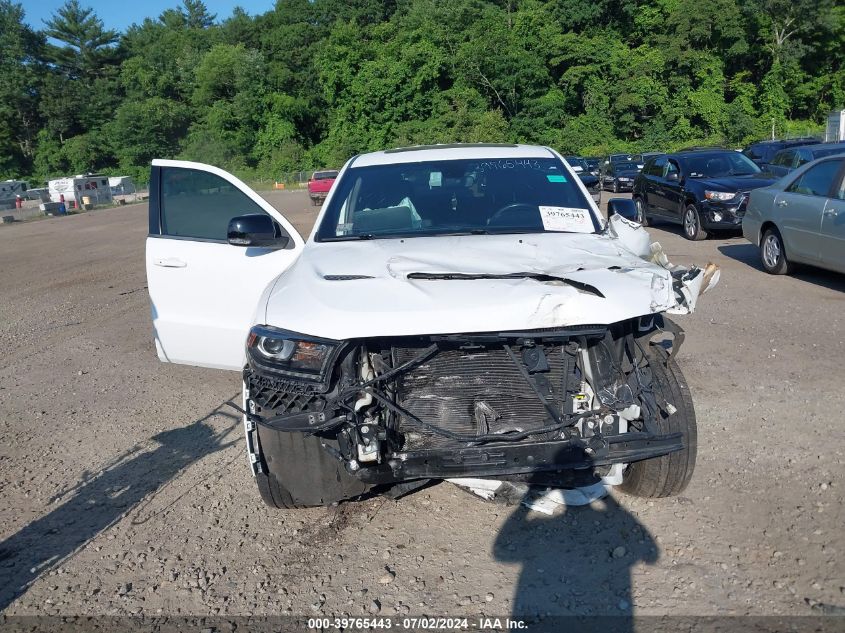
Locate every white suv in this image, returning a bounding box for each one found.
[145,144,717,508]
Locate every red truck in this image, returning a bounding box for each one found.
[307,170,338,206]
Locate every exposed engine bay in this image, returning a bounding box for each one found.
[242,314,689,504]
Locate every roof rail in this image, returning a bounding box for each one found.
[383,143,519,154]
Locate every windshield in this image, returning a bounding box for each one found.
[681,152,762,178]
[316,157,600,241]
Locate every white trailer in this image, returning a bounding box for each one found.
[825,110,845,142]
[108,176,136,196]
[48,174,113,206]
[0,179,28,200]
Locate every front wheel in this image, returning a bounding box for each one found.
[760,227,793,275]
[619,347,697,498]
[682,204,708,241]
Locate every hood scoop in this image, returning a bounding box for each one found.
[406,271,605,298]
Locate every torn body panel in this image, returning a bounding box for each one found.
[263,216,718,341]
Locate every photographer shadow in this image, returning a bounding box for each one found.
[0,399,240,612]
[492,466,659,632]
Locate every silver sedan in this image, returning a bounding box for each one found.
[742,154,845,275]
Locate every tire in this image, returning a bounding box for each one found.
[760,227,793,275]
[619,347,697,498]
[682,204,708,241]
[634,197,649,226]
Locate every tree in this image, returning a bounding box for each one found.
[0,1,43,176]
[42,0,119,79]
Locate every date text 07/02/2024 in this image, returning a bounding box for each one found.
[306,617,528,630]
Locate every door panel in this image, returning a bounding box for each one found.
[146,160,304,371]
[819,197,845,273]
[775,193,824,263]
[642,158,666,215]
[658,161,684,220]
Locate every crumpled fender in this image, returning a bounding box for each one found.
[608,214,720,314]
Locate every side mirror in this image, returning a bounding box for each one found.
[666,172,680,182]
[606,198,639,222]
[227,214,289,249]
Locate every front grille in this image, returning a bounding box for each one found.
[392,344,570,449]
[246,371,325,414]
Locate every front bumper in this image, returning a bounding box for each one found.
[244,320,689,494]
[349,432,683,483]
[700,194,748,229]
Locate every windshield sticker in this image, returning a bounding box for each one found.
[478,159,542,171]
[539,206,593,233]
[546,174,567,183]
[429,171,442,187]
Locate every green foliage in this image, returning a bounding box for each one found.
[5,0,844,183]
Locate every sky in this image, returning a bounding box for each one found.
[21,0,276,32]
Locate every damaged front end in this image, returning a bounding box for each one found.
[242,315,690,506]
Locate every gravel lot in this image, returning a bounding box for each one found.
[0,189,843,622]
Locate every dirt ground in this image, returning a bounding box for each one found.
[0,189,843,624]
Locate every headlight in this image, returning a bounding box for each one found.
[247,326,339,379]
[704,190,735,201]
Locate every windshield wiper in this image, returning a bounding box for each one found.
[322,233,376,241]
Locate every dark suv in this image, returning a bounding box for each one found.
[632,150,779,240]
[766,142,845,177]
[743,138,820,168]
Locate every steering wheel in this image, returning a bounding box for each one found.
[487,202,539,227]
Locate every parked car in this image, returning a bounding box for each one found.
[146,144,719,508]
[562,155,588,173]
[632,149,779,240]
[601,159,641,193]
[765,142,845,178]
[307,169,338,206]
[584,157,602,176]
[742,138,820,168]
[563,155,602,203]
[742,155,845,275]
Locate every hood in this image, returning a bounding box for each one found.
[693,173,779,191]
[615,169,639,178]
[262,222,717,340]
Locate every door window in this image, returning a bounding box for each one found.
[772,150,794,167]
[647,157,666,176]
[160,167,269,240]
[796,149,813,167]
[835,172,845,201]
[743,146,762,161]
[663,161,679,179]
[786,160,844,198]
